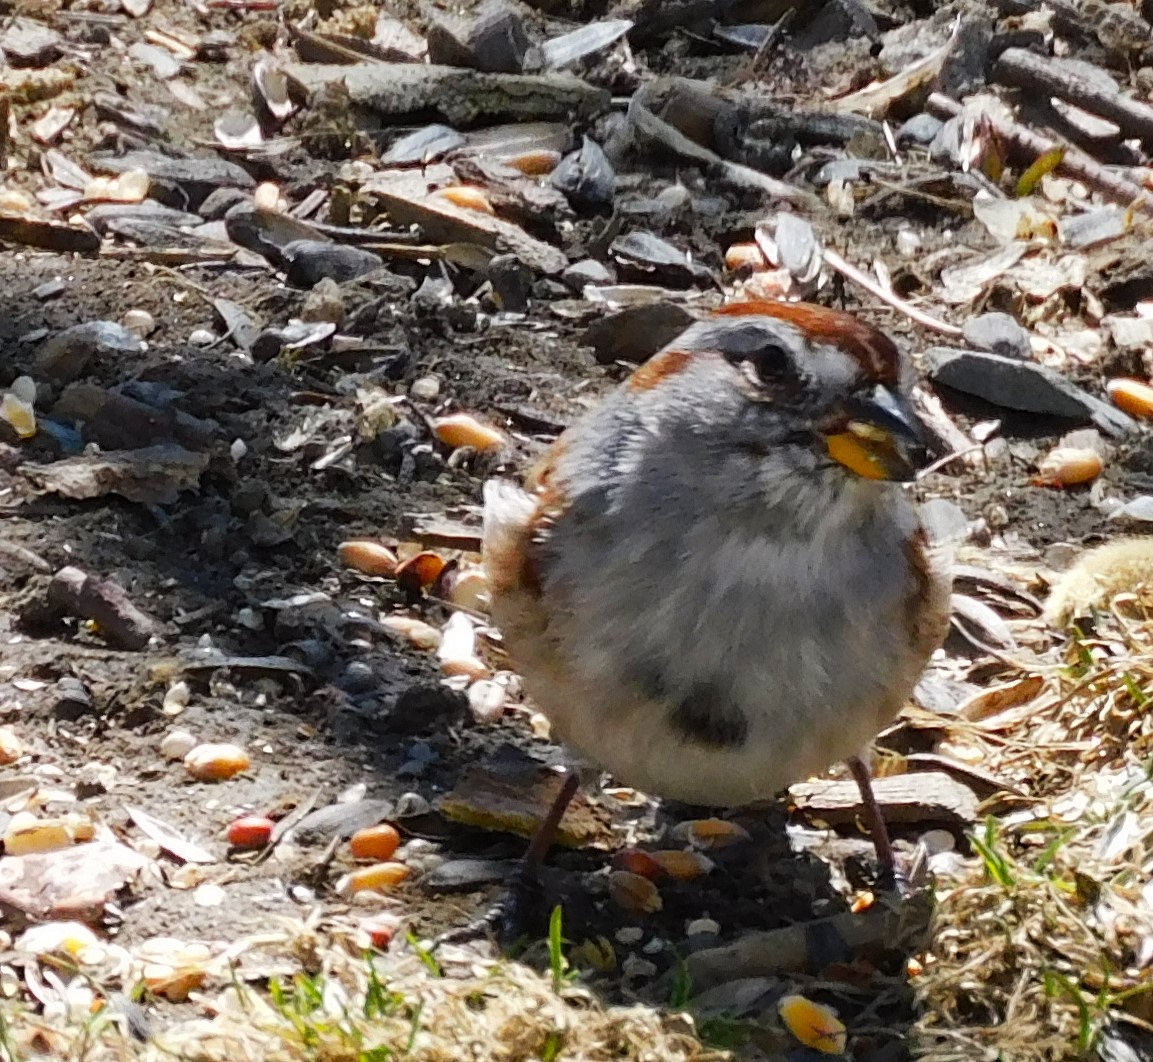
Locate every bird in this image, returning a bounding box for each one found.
[478,299,952,932]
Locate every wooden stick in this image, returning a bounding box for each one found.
[685,891,932,989]
[993,48,1153,146]
[821,247,963,336]
[926,92,1153,216]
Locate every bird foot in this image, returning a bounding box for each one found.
[431,864,545,951]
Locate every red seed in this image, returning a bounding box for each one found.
[227,815,274,849]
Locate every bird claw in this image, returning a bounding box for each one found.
[430,865,545,952]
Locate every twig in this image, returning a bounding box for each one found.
[993,48,1153,147]
[724,10,795,88]
[821,247,963,336]
[927,92,1153,216]
[918,443,985,478]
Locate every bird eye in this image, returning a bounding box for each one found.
[722,340,790,382]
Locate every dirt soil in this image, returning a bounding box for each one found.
[4,0,1153,1059]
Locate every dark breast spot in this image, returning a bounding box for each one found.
[667,681,750,749]
[629,668,750,750]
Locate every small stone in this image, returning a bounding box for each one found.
[621,953,658,979]
[962,312,1032,360]
[1105,316,1153,351]
[409,376,440,401]
[487,254,532,314]
[236,607,262,630]
[896,112,943,146]
[162,681,190,717]
[122,309,156,337]
[561,258,614,291]
[160,730,197,761]
[551,136,615,212]
[32,278,67,301]
[300,277,344,325]
[188,328,216,347]
[924,347,1135,438]
[896,228,921,257]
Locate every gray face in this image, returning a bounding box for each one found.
[670,316,926,484]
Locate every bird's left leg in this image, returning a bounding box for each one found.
[433,771,580,949]
[845,755,897,887]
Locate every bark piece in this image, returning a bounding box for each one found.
[47,566,160,650]
[288,62,609,127]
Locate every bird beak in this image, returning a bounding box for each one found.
[824,385,928,482]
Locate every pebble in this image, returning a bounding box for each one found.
[160,730,197,761]
[122,309,156,337]
[188,328,216,347]
[621,953,658,980]
[561,258,614,292]
[409,375,440,401]
[962,312,1032,360]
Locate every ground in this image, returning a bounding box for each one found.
[4,0,1153,1060]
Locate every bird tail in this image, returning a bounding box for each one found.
[482,480,539,596]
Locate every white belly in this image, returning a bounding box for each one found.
[503,492,935,807]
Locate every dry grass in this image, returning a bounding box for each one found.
[0,914,729,1062]
[914,602,1153,1060]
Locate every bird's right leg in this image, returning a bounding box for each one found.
[433,771,580,948]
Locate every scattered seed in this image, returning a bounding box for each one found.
[394,550,447,590]
[362,914,402,950]
[1034,446,1103,488]
[227,815,274,849]
[850,890,875,913]
[432,185,495,214]
[441,655,491,681]
[724,242,767,271]
[1107,378,1153,419]
[614,849,663,880]
[381,615,442,651]
[673,818,752,849]
[737,269,792,301]
[506,149,561,175]
[184,742,250,781]
[160,730,197,761]
[446,566,490,612]
[777,994,846,1055]
[438,611,477,660]
[336,861,412,896]
[608,870,663,914]
[648,850,715,880]
[3,812,74,856]
[349,823,401,862]
[338,540,398,576]
[0,393,35,439]
[0,726,24,765]
[467,678,507,723]
[431,413,506,453]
